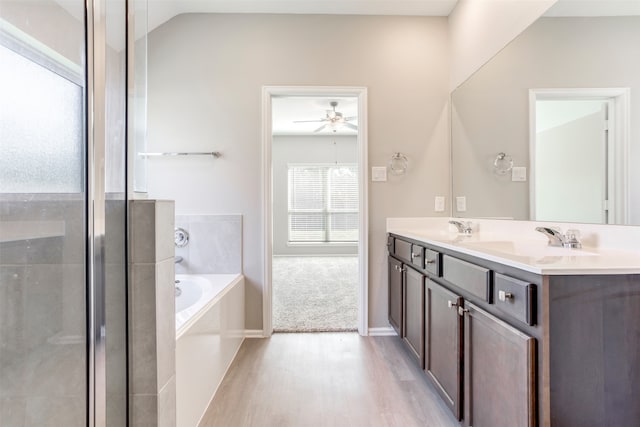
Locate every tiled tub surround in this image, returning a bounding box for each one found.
[174,215,242,275]
[129,200,176,427]
[175,273,245,426]
[387,217,640,274]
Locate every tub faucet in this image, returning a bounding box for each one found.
[175,256,183,264]
[449,220,473,235]
[535,227,582,249]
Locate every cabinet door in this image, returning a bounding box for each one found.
[464,302,536,427]
[425,280,463,420]
[403,266,424,366]
[388,256,403,336]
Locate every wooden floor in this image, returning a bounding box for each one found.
[199,333,459,427]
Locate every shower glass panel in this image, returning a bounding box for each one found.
[0,2,88,425]
[0,0,130,425]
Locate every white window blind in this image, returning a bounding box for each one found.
[288,164,359,243]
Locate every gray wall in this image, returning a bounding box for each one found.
[452,16,640,223]
[147,13,450,330]
[273,135,358,256]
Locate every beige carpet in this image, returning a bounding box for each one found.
[272,256,358,332]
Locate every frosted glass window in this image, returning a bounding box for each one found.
[288,164,359,243]
[0,44,84,193]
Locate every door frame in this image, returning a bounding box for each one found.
[261,86,369,337]
[529,88,631,224]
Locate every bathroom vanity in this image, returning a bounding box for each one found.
[387,223,640,427]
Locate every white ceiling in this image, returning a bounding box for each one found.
[147,0,459,32]
[272,96,359,136]
[545,0,640,17]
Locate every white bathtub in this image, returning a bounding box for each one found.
[175,273,245,426]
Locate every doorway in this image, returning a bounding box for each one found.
[529,88,630,224]
[262,87,368,336]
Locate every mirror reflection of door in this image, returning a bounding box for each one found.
[533,99,613,224]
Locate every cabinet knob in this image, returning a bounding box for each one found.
[498,290,514,301]
[447,300,459,309]
[425,259,435,264]
[412,253,420,259]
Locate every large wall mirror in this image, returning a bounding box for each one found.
[451,1,640,225]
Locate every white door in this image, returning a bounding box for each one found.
[534,99,610,224]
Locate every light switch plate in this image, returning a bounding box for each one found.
[456,196,466,212]
[372,166,387,182]
[435,196,446,212]
[512,167,527,182]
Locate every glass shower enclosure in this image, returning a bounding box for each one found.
[0,0,131,425]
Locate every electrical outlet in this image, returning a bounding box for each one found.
[434,196,446,212]
[456,196,467,212]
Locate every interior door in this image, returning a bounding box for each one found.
[534,99,610,223]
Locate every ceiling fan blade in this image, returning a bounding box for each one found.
[294,119,326,123]
[314,124,329,133]
[344,116,358,121]
[343,123,358,131]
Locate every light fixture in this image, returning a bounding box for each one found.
[494,152,513,175]
[388,152,408,175]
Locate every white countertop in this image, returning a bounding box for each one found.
[388,227,640,276]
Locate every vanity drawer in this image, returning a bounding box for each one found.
[443,255,491,302]
[424,249,441,277]
[493,273,536,326]
[387,235,395,254]
[410,244,424,269]
[395,239,413,263]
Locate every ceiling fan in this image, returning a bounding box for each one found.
[294,101,358,133]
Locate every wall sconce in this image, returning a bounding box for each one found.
[494,152,513,175]
[388,152,408,175]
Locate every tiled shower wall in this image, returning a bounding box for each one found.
[174,215,242,275]
[129,200,176,427]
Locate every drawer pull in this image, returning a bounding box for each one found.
[426,259,435,264]
[447,300,459,309]
[412,253,420,258]
[498,290,514,301]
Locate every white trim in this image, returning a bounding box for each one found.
[244,329,266,338]
[368,327,398,337]
[528,88,631,224]
[262,86,369,337]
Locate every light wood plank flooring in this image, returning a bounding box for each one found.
[199,333,459,427]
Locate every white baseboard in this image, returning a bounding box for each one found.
[244,329,266,338]
[368,327,397,336]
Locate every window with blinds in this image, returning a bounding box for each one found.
[288,164,359,243]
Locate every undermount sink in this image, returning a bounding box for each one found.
[459,240,599,258]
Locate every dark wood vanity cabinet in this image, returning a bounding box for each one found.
[463,302,536,427]
[387,256,403,336]
[403,266,425,365]
[389,234,538,426]
[424,279,463,420]
[388,232,640,427]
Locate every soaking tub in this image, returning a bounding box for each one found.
[175,273,245,426]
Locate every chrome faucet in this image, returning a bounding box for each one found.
[535,227,582,249]
[449,220,473,235]
[175,256,183,264]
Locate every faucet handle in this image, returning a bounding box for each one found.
[564,229,582,249]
